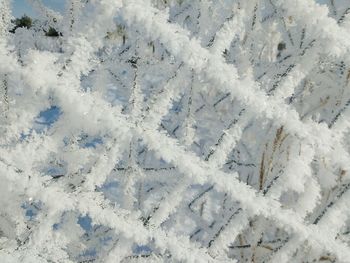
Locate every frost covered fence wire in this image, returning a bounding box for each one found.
[1,0,350,262]
[121,0,350,257]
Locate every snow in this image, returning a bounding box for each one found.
[0,0,350,262]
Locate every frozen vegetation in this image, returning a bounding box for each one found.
[1,0,350,262]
